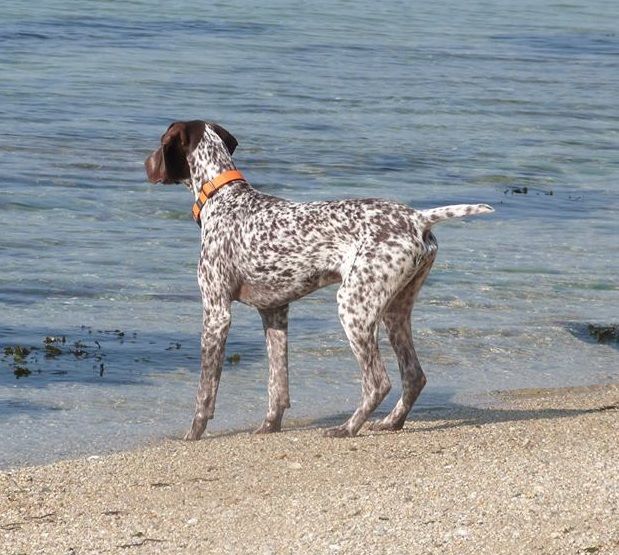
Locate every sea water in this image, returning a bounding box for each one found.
[1,0,617,468]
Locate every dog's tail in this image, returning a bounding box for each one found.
[419,204,494,229]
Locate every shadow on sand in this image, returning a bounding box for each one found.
[205,385,618,439]
[300,403,618,435]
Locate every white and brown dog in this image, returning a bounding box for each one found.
[145,120,493,440]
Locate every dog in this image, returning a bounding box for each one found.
[145,120,493,439]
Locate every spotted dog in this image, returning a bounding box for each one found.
[144,120,494,440]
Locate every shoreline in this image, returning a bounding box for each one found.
[1,382,617,554]
[3,379,617,473]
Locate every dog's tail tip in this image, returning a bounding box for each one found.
[420,203,494,228]
[474,204,495,215]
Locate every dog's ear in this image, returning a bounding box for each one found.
[160,121,206,183]
[207,122,238,155]
[160,123,187,182]
[180,120,207,153]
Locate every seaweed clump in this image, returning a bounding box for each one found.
[3,345,35,378]
[587,324,618,344]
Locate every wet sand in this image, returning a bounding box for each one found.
[1,383,617,554]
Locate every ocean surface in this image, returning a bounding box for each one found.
[1,0,617,469]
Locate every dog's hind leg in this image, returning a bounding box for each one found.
[369,256,435,431]
[255,304,290,434]
[324,261,397,438]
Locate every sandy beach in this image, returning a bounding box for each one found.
[1,383,617,554]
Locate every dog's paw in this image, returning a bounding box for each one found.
[367,418,405,432]
[253,419,281,434]
[184,419,207,441]
[323,425,353,438]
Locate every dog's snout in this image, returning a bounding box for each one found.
[144,149,163,183]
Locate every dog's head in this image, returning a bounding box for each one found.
[144,120,238,184]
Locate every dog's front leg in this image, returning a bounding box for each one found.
[254,304,290,433]
[185,300,231,440]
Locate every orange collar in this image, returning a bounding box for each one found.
[192,169,245,226]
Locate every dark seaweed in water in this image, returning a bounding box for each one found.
[1,329,188,380]
[3,345,31,361]
[44,345,63,358]
[1,331,126,379]
[2,345,36,378]
[44,336,66,345]
[3,345,35,378]
[503,186,554,196]
[564,323,618,351]
[13,366,32,378]
[588,324,618,344]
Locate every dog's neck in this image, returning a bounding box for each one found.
[186,133,237,200]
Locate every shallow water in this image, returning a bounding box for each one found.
[1,0,618,469]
